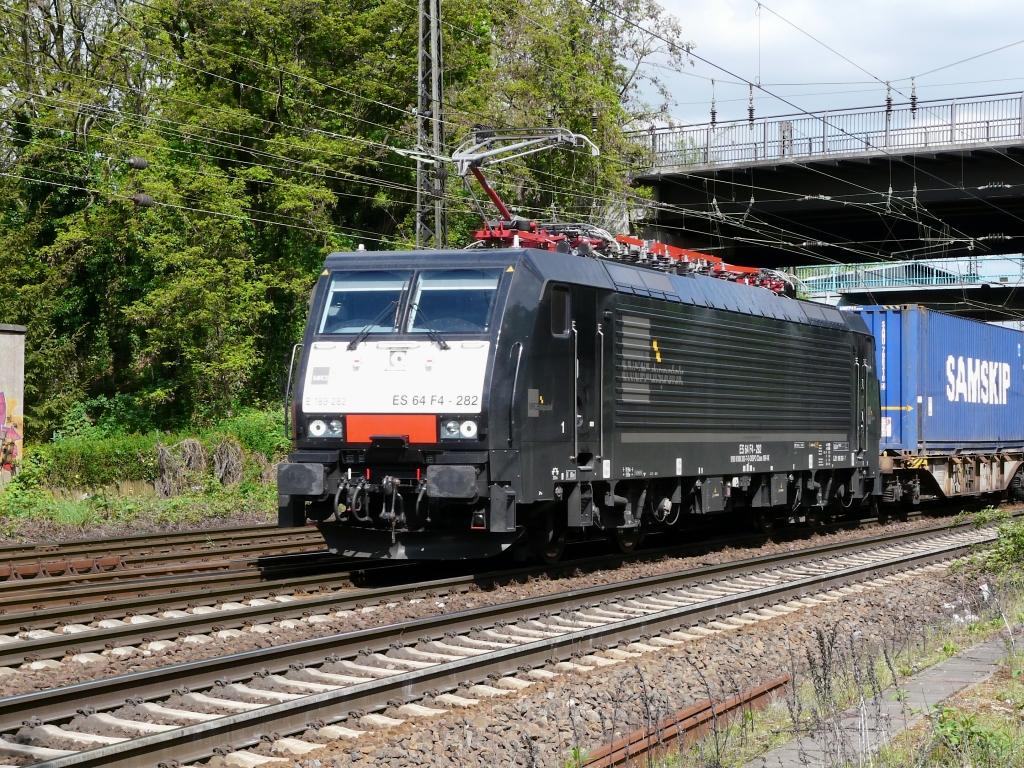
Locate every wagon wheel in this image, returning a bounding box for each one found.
[874,499,890,526]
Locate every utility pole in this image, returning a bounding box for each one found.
[416,0,446,248]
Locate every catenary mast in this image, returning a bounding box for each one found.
[415,0,447,248]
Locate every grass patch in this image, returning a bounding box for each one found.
[0,408,286,540]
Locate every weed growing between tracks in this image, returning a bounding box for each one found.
[649,524,1024,768]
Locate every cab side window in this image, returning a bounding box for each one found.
[550,286,570,336]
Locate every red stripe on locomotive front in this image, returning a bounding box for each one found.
[345,414,438,444]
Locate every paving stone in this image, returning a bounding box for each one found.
[744,635,1007,767]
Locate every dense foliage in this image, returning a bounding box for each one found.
[0,0,686,436]
[0,409,287,535]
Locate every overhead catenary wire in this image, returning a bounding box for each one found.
[6,0,995,265]
[2,4,421,144]
[0,169,419,242]
[15,73,968,266]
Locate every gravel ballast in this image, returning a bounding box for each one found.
[0,516,969,699]
[208,564,967,768]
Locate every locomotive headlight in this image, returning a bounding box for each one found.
[459,420,478,438]
[442,420,461,438]
[327,419,343,437]
[308,419,327,437]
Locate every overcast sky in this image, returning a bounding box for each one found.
[651,0,1024,126]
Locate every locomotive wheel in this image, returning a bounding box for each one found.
[610,527,644,554]
[752,509,775,534]
[537,531,566,564]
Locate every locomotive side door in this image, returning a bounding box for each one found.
[571,285,601,469]
[520,284,576,468]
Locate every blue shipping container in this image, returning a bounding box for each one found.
[848,305,1024,453]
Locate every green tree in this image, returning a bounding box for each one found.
[0,0,689,436]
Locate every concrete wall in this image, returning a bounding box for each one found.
[0,325,25,484]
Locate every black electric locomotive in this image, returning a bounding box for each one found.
[277,246,881,560]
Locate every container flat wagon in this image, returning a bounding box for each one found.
[850,305,1024,505]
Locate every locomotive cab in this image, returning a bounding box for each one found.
[279,247,582,559]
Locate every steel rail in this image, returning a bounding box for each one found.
[0,518,980,668]
[0,525,322,564]
[583,675,790,767]
[0,523,989,737]
[0,537,325,580]
[0,566,384,633]
[0,516,881,622]
[0,551,387,614]
[21,527,989,768]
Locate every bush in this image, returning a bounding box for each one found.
[208,408,289,458]
[2,408,288,493]
[986,518,1024,578]
[0,408,287,535]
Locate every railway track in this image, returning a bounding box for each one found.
[0,550,400,616]
[0,517,950,668]
[0,521,996,768]
[0,526,328,587]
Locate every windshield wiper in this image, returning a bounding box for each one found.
[409,304,451,350]
[347,300,399,350]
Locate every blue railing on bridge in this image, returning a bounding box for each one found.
[638,92,1024,171]
[795,255,1024,296]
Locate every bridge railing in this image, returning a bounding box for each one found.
[795,255,1024,295]
[639,92,1024,170]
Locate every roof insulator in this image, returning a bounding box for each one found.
[132,193,155,207]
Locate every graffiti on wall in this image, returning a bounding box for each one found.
[0,391,22,472]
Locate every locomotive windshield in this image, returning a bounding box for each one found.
[319,270,411,334]
[407,269,501,334]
